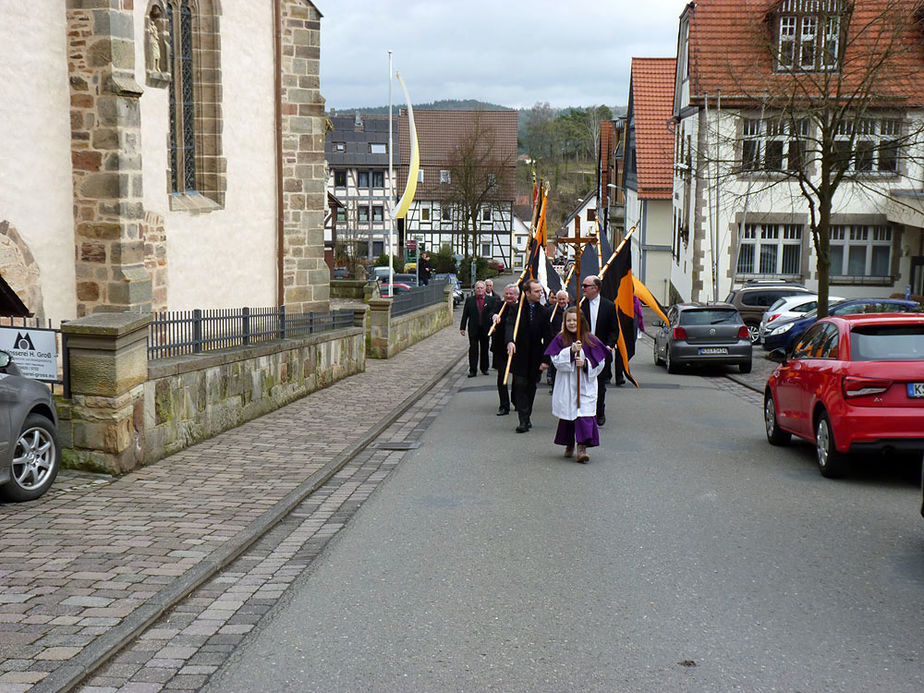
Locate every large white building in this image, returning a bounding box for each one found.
[671,0,924,305]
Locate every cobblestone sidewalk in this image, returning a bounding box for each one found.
[0,324,467,692]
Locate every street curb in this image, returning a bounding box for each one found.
[725,373,764,393]
[36,344,468,693]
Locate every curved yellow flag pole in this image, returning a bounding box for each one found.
[393,72,418,219]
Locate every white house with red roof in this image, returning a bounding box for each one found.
[671,0,924,305]
[624,57,677,305]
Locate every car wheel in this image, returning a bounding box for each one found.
[1,414,61,502]
[746,323,760,344]
[739,359,752,374]
[815,411,846,479]
[764,392,791,446]
[666,348,680,374]
[653,340,664,366]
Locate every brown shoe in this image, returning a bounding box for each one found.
[564,446,574,458]
[576,445,589,463]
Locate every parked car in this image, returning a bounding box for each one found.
[392,273,418,287]
[653,303,753,373]
[764,314,924,478]
[762,297,922,352]
[379,282,412,297]
[332,267,352,279]
[724,281,814,343]
[434,273,463,306]
[0,350,61,502]
[759,294,844,343]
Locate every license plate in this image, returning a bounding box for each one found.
[699,347,728,355]
[908,383,924,398]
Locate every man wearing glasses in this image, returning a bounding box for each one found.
[580,275,620,426]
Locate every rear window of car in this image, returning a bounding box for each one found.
[850,325,924,361]
[680,309,740,325]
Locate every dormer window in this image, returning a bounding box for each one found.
[775,0,843,72]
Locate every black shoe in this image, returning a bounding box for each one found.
[516,423,529,433]
[527,421,532,429]
[596,414,606,426]
[496,407,509,416]
[614,377,625,386]
[468,372,476,378]
[481,370,489,375]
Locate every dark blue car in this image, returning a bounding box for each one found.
[762,297,922,351]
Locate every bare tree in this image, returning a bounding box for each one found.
[696,0,924,316]
[444,112,515,257]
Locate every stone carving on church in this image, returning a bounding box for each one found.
[145,4,172,88]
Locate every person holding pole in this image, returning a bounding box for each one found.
[545,307,607,463]
[490,283,519,415]
[505,278,552,433]
[580,275,619,425]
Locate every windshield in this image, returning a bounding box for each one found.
[850,325,924,361]
[680,309,740,326]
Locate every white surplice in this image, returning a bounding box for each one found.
[550,345,605,421]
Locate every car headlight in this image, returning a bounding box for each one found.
[769,323,794,336]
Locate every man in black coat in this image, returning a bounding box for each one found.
[418,252,433,285]
[580,275,619,426]
[490,283,519,415]
[506,278,552,433]
[460,281,493,376]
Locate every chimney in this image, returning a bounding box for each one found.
[354,110,363,130]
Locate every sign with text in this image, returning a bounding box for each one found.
[0,327,58,381]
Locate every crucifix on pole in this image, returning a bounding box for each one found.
[556,230,597,408]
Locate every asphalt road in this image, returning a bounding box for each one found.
[207,354,924,692]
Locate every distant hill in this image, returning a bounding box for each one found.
[330,99,513,115]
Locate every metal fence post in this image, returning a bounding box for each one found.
[193,309,203,354]
[279,304,286,340]
[242,307,250,346]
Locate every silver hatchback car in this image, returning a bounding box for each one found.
[653,303,753,374]
[0,350,60,502]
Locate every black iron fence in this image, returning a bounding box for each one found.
[391,280,448,317]
[148,306,356,360]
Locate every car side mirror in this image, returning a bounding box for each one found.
[652,320,664,328]
[0,351,10,369]
[767,348,788,364]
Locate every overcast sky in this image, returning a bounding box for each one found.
[318,0,687,111]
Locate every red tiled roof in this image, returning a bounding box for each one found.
[631,57,676,199]
[688,0,924,107]
[599,120,616,206]
[397,110,518,201]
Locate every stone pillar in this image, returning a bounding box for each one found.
[67,1,152,316]
[366,298,392,359]
[279,1,329,312]
[59,312,151,474]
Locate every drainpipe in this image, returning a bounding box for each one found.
[273,0,285,307]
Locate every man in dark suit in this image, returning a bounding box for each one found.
[490,283,519,415]
[460,281,493,377]
[547,289,573,392]
[580,275,619,426]
[506,278,552,433]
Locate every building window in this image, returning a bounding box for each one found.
[372,170,385,188]
[439,169,451,184]
[835,118,902,173]
[335,208,346,222]
[776,0,843,72]
[587,209,597,222]
[372,205,384,221]
[357,205,369,221]
[358,171,369,188]
[370,143,387,154]
[334,170,347,187]
[417,170,424,183]
[167,0,196,193]
[741,117,808,172]
[481,243,491,257]
[482,207,491,222]
[487,173,497,188]
[421,208,430,221]
[830,226,892,277]
[334,142,345,152]
[442,206,451,221]
[736,224,802,275]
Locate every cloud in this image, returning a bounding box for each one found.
[319,0,684,109]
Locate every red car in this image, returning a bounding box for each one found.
[764,314,924,478]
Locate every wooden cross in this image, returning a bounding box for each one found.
[555,230,598,408]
